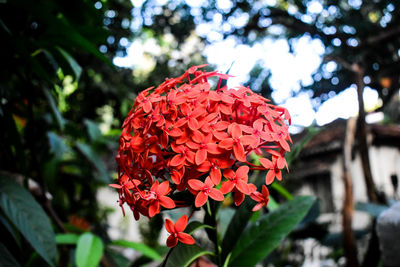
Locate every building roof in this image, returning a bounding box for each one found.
[292,118,400,158]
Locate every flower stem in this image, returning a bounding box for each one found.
[204,199,221,266]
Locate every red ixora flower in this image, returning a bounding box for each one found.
[112,65,291,247]
[165,215,195,247]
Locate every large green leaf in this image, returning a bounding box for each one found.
[165,244,214,267]
[220,196,254,262]
[75,232,104,267]
[0,175,57,266]
[0,241,21,267]
[75,142,110,183]
[111,240,162,261]
[228,196,315,267]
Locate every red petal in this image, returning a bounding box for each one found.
[252,203,264,212]
[277,157,287,169]
[206,143,220,154]
[191,107,205,118]
[187,141,200,150]
[210,168,221,185]
[276,170,282,181]
[197,161,212,172]
[223,169,235,179]
[175,215,188,232]
[195,192,208,207]
[234,191,245,206]
[236,166,249,180]
[262,185,269,198]
[266,170,275,185]
[219,138,234,149]
[166,235,178,247]
[195,149,207,165]
[159,196,175,209]
[109,184,122,189]
[157,181,170,195]
[188,117,200,130]
[175,118,187,128]
[250,191,263,202]
[215,121,230,131]
[188,179,204,191]
[279,139,290,152]
[236,180,249,194]
[160,132,168,148]
[192,130,204,143]
[259,158,273,169]
[240,135,257,146]
[204,176,214,187]
[213,131,229,140]
[148,201,159,218]
[170,154,186,167]
[233,142,246,162]
[209,188,224,201]
[168,128,183,137]
[253,119,264,131]
[231,124,242,139]
[220,181,235,194]
[220,104,232,115]
[177,233,195,245]
[143,101,152,113]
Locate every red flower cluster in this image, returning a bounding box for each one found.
[113,65,291,247]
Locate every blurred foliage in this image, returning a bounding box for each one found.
[192,0,400,110]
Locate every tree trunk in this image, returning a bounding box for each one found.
[342,117,359,267]
[352,63,379,203]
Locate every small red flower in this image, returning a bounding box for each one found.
[250,185,270,211]
[148,181,176,218]
[221,166,251,195]
[219,123,257,162]
[188,176,224,207]
[165,215,195,247]
[259,156,285,185]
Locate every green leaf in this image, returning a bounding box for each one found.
[185,221,214,235]
[56,233,79,245]
[75,232,104,267]
[165,244,214,267]
[221,196,254,262]
[0,241,21,267]
[47,132,71,159]
[218,208,235,239]
[228,196,315,267]
[111,240,162,261]
[0,213,21,246]
[84,119,102,142]
[0,175,57,266]
[355,202,389,217]
[75,142,110,183]
[43,87,66,131]
[267,195,279,211]
[56,46,82,81]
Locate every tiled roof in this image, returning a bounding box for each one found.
[292,118,400,158]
